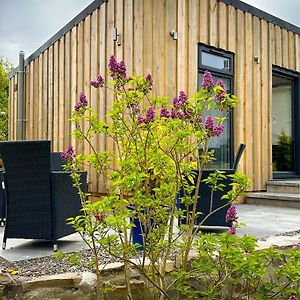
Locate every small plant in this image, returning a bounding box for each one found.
[173,233,300,299]
[66,253,81,266]
[52,250,64,261]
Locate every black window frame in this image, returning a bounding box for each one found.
[272,65,300,178]
[198,43,235,169]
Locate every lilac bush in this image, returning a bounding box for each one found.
[65,55,253,299]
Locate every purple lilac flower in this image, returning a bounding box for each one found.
[137,115,145,124]
[202,70,214,89]
[61,145,75,161]
[145,106,155,123]
[145,74,153,90]
[177,111,185,119]
[160,108,170,118]
[173,97,179,108]
[108,55,127,79]
[74,102,83,111]
[216,79,225,89]
[79,92,88,106]
[215,81,226,102]
[183,109,192,119]
[74,92,88,111]
[227,226,236,235]
[95,214,106,223]
[118,61,126,77]
[288,296,299,300]
[196,115,202,123]
[173,91,188,108]
[213,125,224,137]
[226,205,238,223]
[204,116,214,131]
[170,109,176,119]
[178,91,188,105]
[90,75,104,88]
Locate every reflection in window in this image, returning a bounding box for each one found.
[272,74,294,172]
[198,44,234,170]
[202,52,230,71]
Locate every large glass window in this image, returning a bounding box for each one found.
[272,74,295,173]
[198,44,234,169]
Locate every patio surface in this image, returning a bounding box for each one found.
[0,204,299,262]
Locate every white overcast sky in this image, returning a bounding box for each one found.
[0,0,300,67]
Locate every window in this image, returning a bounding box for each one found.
[198,44,234,169]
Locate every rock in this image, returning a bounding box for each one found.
[0,273,14,285]
[22,272,81,292]
[106,280,145,300]
[78,272,97,287]
[76,272,97,294]
[22,287,95,300]
[101,262,124,273]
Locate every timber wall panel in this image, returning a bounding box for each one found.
[295,35,300,72]
[24,65,30,140]
[58,37,65,150]
[70,26,77,149]
[98,2,107,193]
[8,0,300,193]
[38,55,43,140]
[76,22,84,156]
[47,46,54,142]
[252,17,262,189]
[143,0,153,81]
[165,0,177,97]
[64,32,71,149]
[261,21,270,186]
[177,0,188,93]
[90,10,99,192]
[83,15,92,190]
[53,42,59,151]
[244,13,254,187]
[42,50,48,140]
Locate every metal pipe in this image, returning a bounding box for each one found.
[17,51,26,140]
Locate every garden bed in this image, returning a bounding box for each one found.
[0,230,299,300]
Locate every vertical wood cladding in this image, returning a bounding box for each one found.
[8,0,300,193]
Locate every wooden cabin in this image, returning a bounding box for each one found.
[8,0,300,198]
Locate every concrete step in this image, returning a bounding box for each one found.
[246,192,300,209]
[266,180,300,194]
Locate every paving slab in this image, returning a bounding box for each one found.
[0,204,299,262]
[0,228,88,261]
[236,204,300,238]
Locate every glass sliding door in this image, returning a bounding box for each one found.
[272,74,295,175]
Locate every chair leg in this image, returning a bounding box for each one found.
[53,243,58,252]
[2,236,6,250]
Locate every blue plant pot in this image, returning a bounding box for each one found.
[131,217,145,250]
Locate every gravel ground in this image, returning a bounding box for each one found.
[0,249,117,279]
[0,229,299,279]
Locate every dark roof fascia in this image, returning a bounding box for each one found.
[219,0,300,35]
[9,0,106,78]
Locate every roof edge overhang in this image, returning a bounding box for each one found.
[9,0,300,78]
[220,0,300,34]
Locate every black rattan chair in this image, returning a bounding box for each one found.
[51,152,64,171]
[0,169,5,226]
[178,144,246,228]
[0,140,87,251]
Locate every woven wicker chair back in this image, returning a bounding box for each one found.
[0,140,52,239]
